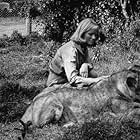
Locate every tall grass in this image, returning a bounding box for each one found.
[0,20,140,139]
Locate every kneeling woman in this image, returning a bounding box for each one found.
[47,18,107,88]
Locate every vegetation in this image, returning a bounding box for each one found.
[26,0,140,42]
[1,0,140,41]
[0,23,140,139]
[0,0,140,139]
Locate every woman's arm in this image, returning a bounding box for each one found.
[74,75,109,87]
[62,46,108,87]
[79,48,93,77]
[79,63,93,78]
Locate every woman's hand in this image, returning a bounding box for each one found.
[75,75,109,88]
[94,75,109,83]
[80,63,92,78]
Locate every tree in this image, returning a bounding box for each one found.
[120,0,140,22]
[32,0,99,42]
[20,0,140,41]
[120,0,129,21]
[15,0,41,35]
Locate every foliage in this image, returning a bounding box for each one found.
[0,19,140,139]
[0,1,140,140]
[1,0,140,42]
[10,30,24,45]
[0,35,10,48]
[24,31,43,45]
[0,30,25,47]
[87,19,140,76]
[0,31,43,47]
[30,0,140,42]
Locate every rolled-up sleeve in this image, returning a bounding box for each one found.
[61,45,94,86]
[61,47,79,85]
[85,49,93,69]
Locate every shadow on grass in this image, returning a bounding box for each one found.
[62,115,140,140]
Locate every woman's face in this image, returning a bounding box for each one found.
[82,28,99,46]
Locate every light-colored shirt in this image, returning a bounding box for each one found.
[48,40,92,86]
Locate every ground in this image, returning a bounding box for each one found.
[0,17,140,140]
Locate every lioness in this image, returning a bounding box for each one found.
[21,69,140,128]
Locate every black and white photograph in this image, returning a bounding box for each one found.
[0,0,140,139]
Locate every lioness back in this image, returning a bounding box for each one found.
[51,79,117,121]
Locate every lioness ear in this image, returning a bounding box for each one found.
[129,65,140,73]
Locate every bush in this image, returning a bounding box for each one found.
[24,31,43,45]
[10,30,24,45]
[0,38,9,48]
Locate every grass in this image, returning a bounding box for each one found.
[0,20,140,139]
[0,114,140,140]
[0,42,140,139]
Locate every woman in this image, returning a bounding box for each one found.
[47,18,107,88]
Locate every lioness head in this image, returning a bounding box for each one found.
[111,69,138,100]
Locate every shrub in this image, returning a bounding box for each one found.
[10,30,24,45]
[24,31,43,45]
[0,38,9,48]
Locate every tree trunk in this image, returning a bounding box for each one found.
[26,10,32,35]
[120,0,129,20]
